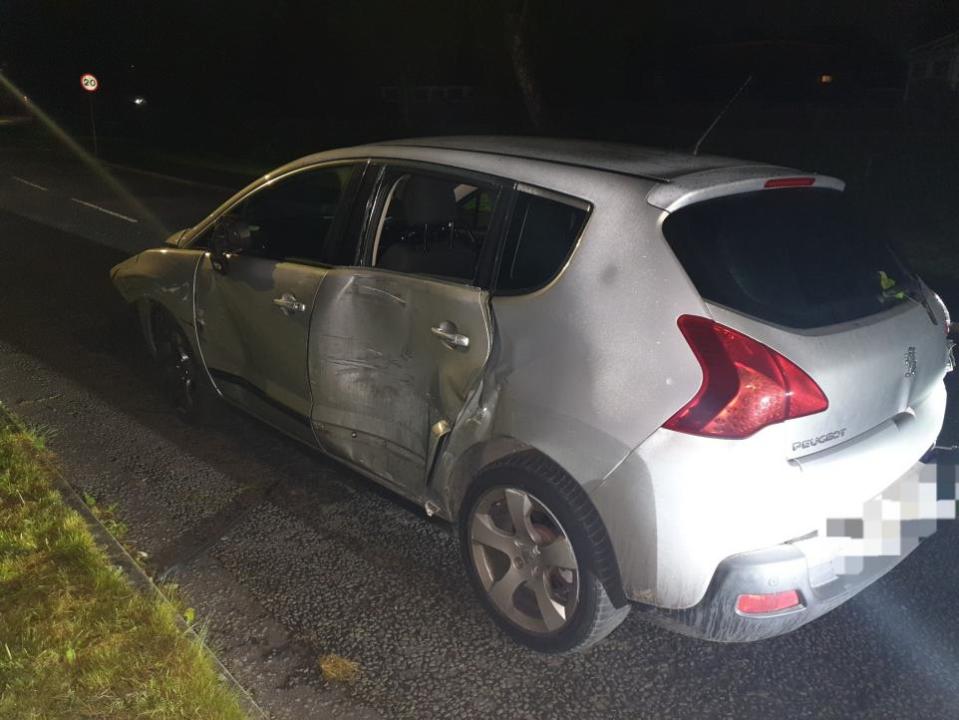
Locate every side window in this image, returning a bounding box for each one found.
[232,164,355,263]
[456,186,494,231]
[372,171,498,284]
[495,192,589,293]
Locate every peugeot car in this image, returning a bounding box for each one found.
[112,137,955,652]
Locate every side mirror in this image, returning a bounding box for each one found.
[210,216,253,272]
[164,229,187,248]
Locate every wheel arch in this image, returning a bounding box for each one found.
[142,299,203,366]
[445,438,628,608]
[112,247,202,359]
[138,298,165,357]
[141,299,185,358]
[440,435,532,519]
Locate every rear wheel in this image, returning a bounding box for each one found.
[460,452,630,653]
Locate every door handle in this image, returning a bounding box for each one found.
[431,322,470,349]
[273,292,306,315]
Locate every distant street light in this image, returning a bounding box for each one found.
[133,96,147,106]
[819,74,834,84]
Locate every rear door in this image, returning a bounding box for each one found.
[194,162,361,443]
[662,187,949,459]
[309,164,503,494]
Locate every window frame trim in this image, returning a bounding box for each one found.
[183,155,594,293]
[184,159,368,268]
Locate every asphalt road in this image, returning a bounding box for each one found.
[2,145,959,720]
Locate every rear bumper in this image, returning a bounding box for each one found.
[590,381,949,610]
[639,539,911,642]
[639,458,957,642]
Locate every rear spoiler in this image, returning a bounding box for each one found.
[646,166,845,213]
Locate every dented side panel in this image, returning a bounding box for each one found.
[308,267,492,493]
[110,247,204,346]
[431,171,709,537]
[472,172,704,486]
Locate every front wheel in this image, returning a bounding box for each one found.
[460,452,630,653]
[151,310,209,421]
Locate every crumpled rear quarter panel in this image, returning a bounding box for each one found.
[485,172,705,488]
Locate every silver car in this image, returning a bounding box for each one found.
[112,137,955,653]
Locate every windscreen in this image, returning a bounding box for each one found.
[662,188,919,329]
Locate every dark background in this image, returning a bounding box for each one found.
[2,0,959,288]
[3,7,959,717]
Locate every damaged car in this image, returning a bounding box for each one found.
[112,137,955,652]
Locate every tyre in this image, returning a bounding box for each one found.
[151,309,210,422]
[460,451,630,653]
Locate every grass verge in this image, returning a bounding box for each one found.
[0,423,247,719]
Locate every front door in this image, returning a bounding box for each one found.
[309,167,502,494]
[194,162,360,442]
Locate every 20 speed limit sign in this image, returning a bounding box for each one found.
[80,73,99,92]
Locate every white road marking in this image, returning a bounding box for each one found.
[70,198,139,224]
[11,175,48,191]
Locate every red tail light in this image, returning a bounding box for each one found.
[664,315,828,439]
[764,177,815,188]
[736,590,802,615]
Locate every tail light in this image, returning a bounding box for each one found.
[664,315,828,439]
[736,590,802,615]
[763,177,815,189]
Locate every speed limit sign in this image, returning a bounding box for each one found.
[80,73,99,92]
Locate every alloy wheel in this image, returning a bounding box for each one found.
[469,487,580,634]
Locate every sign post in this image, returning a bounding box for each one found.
[80,73,99,156]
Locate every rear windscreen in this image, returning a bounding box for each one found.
[662,188,919,329]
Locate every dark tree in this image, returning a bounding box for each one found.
[502,0,546,131]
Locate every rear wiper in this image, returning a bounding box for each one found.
[903,286,937,325]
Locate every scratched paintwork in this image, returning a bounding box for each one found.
[110,243,203,353]
[308,268,492,490]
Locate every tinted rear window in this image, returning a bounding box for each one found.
[662,188,918,329]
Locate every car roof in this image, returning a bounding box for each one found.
[364,136,767,183]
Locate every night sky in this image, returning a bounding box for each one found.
[1,1,957,162]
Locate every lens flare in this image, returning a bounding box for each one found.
[0,70,168,242]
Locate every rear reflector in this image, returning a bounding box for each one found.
[664,315,828,439]
[764,177,815,188]
[736,590,802,615]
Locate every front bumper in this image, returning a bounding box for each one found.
[639,458,958,642]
